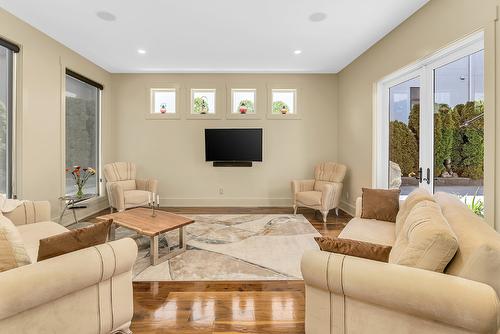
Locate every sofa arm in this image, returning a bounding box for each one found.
[355,197,362,217]
[3,201,51,226]
[0,238,138,320]
[136,178,158,194]
[301,250,500,333]
[291,179,315,194]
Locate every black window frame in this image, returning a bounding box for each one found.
[64,69,102,197]
[0,40,16,198]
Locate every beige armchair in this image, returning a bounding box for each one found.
[292,162,347,222]
[104,162,158,212]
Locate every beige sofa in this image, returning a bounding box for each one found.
[0,201,138,334]
[301,192,500,334]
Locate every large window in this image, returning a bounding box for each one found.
[65,70,101,196]
[0,40,18,198]
[377,32,484,214]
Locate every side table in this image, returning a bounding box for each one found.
[58,194,96,224]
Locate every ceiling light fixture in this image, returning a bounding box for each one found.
[96,11,116,22]
[293,50,302,55]
[137,49,147,54]
[309,12,327,22]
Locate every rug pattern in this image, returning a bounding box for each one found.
[75,214,321,281]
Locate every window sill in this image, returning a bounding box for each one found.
[267,113,301,120]
[145,113,180,120]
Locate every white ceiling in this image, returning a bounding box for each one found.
[0,0,429,73]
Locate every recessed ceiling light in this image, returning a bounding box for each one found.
[137,49,147,54]
[96,11,116,22]
[293,50,302,55]
[309,12,327,22]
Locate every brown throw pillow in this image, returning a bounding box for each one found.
[361,188,400,222]
[315,236,392,262]
[37,220,112,262]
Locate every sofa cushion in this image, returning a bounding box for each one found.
[434,192,500,297]
[0,215,31,271]
[124,189,150,206]
[38,220,112,261]
[361,188,400,222]
[315,236,392,262]
[395,188,434,236]
[16,221,69,262]
[339,217,396,246]
[296,191,322,206]
[389,200,458,272]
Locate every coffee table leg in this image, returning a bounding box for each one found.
[150,235,159,265]
[179,227,185,249]
[109,223,116,241]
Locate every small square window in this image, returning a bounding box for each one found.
[191,89,216,114]
[151,89,176,114]
[272,89,296,114]
[232,89,256,114]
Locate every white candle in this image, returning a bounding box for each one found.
[156,194,160,207]
[148,192,151,205]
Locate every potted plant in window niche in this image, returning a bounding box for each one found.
[273,101,289,115]
[159,103,167,114]
[238,99,254,114]
[194,96,209,114]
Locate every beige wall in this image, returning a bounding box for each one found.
[111,73,337,206]
[0,8,113,221]
[337,0,500,230]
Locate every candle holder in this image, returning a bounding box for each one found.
[148,193,160,217]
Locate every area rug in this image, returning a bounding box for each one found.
[108,214,321,281]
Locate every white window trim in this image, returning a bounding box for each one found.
[374,31,484,190]
[226,82,265,120]
[186,88,222,120]
[147,86,181,120]
[267,87,300,120]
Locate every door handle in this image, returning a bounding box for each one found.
[415,167,423,183]
[422,168,431,185]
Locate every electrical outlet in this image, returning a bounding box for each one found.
[218,187,224,195]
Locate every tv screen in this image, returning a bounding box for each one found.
[205,128,263,162]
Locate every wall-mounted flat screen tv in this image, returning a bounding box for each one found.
[205,128,263,162]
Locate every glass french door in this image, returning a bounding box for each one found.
[382,33,484,208]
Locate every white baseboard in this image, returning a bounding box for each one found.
[161,197,293,207]
[55,196,110,227]
[339,200,356,217]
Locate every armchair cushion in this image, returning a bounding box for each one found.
[37,220,112,262]
[17,221,68,262]
[0,216,31,272]
[389,200,458,273]
[296,191,322,206]
[361,188,400,222]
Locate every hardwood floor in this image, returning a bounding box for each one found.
[91,207,351,333]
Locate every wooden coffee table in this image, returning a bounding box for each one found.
[97,208,194,265]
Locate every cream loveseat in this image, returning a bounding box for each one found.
[0,201,138,334]
[301,192,500,334]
